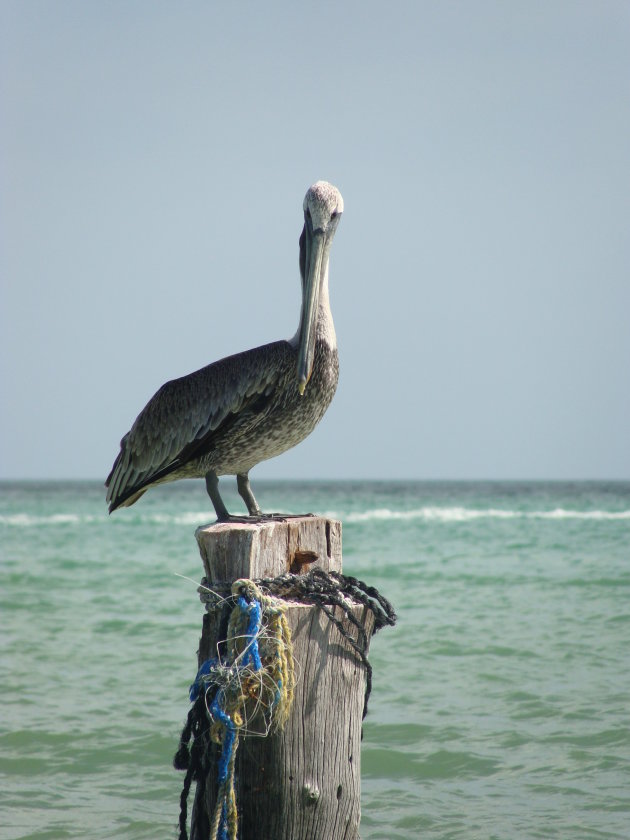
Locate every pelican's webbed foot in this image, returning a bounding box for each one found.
[256,512,315,520]
[214,512,316,524]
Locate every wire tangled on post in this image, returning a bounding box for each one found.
[174,570,397,840]
[175,578,295,840]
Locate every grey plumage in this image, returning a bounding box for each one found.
[106,181,343,520]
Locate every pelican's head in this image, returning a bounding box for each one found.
[297,181,343,394]
[303,181,344,231]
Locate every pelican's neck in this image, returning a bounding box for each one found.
[315,262,336,348]
[289,261,336,350]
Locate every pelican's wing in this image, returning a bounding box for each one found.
[105,340,293,510]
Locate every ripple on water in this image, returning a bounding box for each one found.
[3,480,630,839]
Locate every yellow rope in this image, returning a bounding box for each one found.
[207,579,295,840]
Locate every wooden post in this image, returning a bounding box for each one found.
[189,516,373,840]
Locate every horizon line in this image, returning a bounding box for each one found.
[1,476,629,484]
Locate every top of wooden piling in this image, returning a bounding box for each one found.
[195,516,342,583]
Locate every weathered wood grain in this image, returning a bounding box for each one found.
[190,517,372,840]
[195,515,342,581]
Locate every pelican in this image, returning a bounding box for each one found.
[106,181,343,521]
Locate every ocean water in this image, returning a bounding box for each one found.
[1,480,629,839]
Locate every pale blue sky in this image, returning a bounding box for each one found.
[1,1,629,480]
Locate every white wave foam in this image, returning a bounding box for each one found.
[344,507,630,523]
[345,507,514,523]
[144,512,212,526]
[0,511,211,527]
[1,507,628,527]
[0,513,94,526]
[535,508,630,520]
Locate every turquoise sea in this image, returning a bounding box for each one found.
[1,480,629,839]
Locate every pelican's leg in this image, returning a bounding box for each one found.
[237,473,314,521]
[205,471,231,521]
[237,472,262,517]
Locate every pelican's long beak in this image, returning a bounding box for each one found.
[297,223,327,395]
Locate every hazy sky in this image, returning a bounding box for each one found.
[1,1,629,481]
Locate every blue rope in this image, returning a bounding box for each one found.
[189,657,218,702]
[209,690,237,840]
[187,595,265,839]
[210,691,237,783]
[189,597,262,705]
[238,595,262,670]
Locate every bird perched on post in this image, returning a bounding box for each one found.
[106,181,343,521]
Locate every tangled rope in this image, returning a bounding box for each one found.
[226,569,397,719]
[175,579,295,840]
[174,570,396,840]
